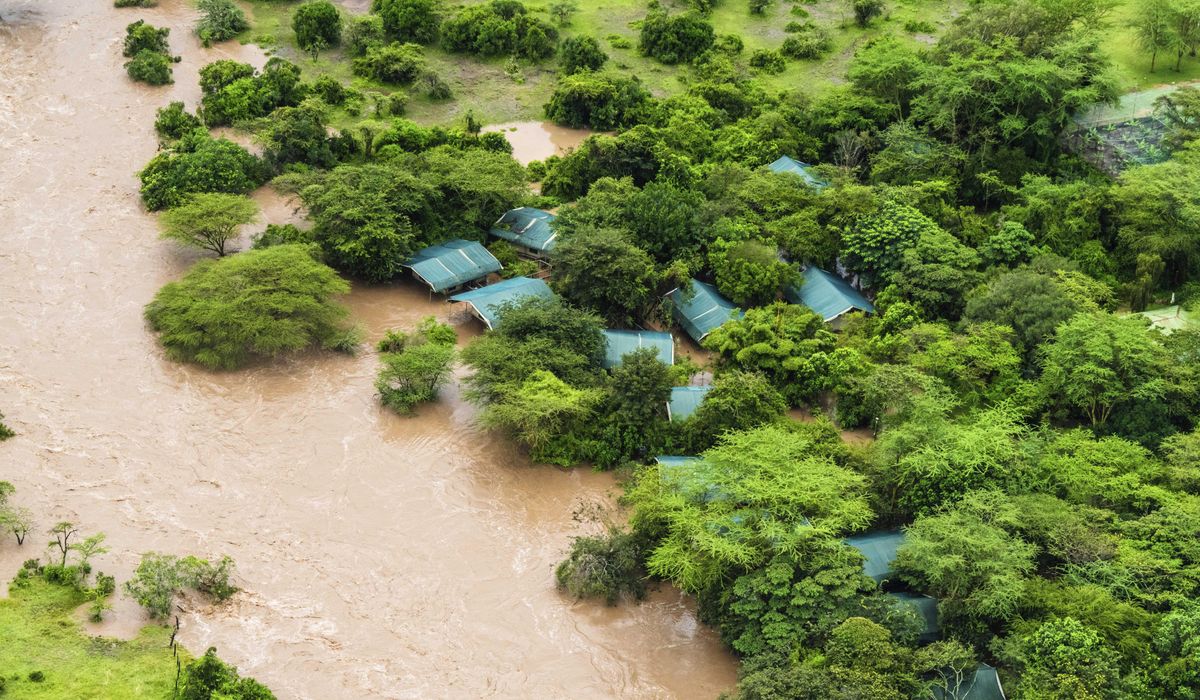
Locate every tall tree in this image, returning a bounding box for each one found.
[158,193,257,257]
[1136,0,1177,71]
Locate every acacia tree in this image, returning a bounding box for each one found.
[48,521,79,566]
[1039,312,1169,428]
[144,245,354,369]
[159,193,257,257]
[894,499,1036,623]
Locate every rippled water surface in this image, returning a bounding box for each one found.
[0,2,736,697]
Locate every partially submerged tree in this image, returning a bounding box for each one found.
[144,245,355,369]
[159,193,257,257]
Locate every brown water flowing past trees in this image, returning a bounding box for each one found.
[0,1,736,698]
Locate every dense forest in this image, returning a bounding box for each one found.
[10,0,1197,696]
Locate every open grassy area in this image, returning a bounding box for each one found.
[231,0,1199,130]
[0,577,179,699]
[1106,0,1200,92]
[237,0,966,127]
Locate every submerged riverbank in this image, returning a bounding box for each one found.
[0,1,735,697]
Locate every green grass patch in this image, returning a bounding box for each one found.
[1105,0,1200,92]
[0,576,180,698]
[235,0,966,128]
[229,0,1200,130]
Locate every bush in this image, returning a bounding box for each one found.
[559,35,607,74]
[125,553,183,618]
[154,101,202,141]
[440,0,558,60]
[376,318,457,414]
[543,72,650,130]
[125,50,174,85]
[853,0,884,27]
[904,19,935,32]
[180,555,239,601]
[196,0,248,46]
[714,33,744,53]
[197,58,304,126]
[375,0,441,44]
[638,10,714,64]
[780,23,831,59]
[309,75,348,105]
[420,71,453,99]
[114,0,156,6]
[748,48,785,74]
[180,648,276,700]
[144,245,353,369]
[293,0,342,51]
[352,42,426,84]
[0,411,14,441]
[27,671,44,683]
[344,14,385,56]
[123,19,169,57]
[253,223,314,249]
[556,528,646,605]
[138,131,263,210]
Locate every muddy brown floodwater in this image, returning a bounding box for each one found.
[0,2,736,698]
[482,121,594,165]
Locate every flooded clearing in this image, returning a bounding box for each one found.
[482,120,594,165]
[0,1,736,698]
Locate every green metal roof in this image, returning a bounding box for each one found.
[404,239,502,293]
[785,266,875,322]
[845,531,905,582]
[670,279,742,342]
[448,276,555,329]
[768,155,829,190]
[931,664,1007,700]
[667,385,711,421]
[602,330,675,369]
[1136,304,1196,332]
[888,591,940,643]
[489,207,558,253]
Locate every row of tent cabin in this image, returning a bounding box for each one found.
[409,154,843,296]
[446,283,714,421]
[667,268,876,346]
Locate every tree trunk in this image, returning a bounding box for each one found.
[1152,47,1158,72]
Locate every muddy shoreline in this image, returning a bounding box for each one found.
[0,1,735,697]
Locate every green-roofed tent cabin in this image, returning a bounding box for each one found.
[931,664,1007,700]
[669,279,743,343]
[786,266,875,328]
[845,530,905,582]
[889,591,940,644]
[489,207,558,256]
[602,329,675,369]
[403,239,503,294]
[448,276,555,330]
[667,385,711,421]
[768,155,829,190]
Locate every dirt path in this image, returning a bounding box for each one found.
[0,2,736,697]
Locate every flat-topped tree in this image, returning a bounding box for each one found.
[144,245,355,370]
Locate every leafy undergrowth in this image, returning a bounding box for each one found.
[0,577,179,698]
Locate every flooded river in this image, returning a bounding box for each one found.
[0,1,736,698]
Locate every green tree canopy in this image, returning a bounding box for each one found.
[550,228,657,326]
[158,193,257,257]
[144,245,353,369]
